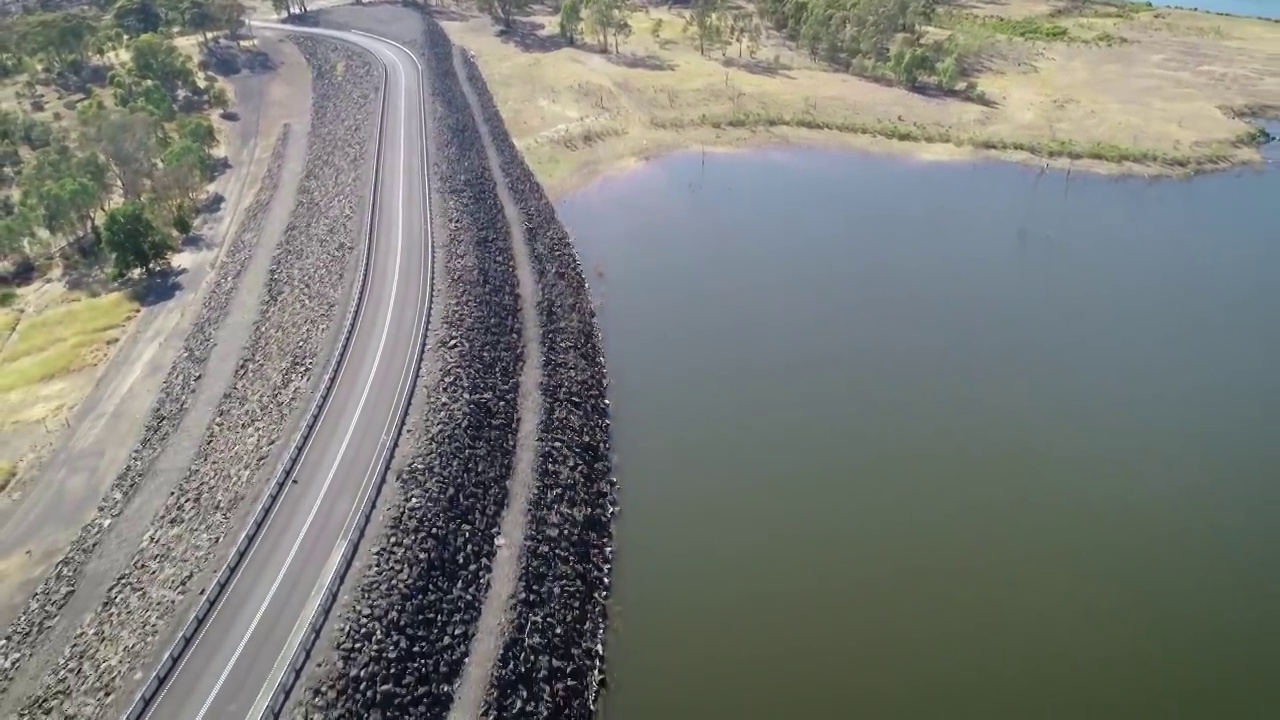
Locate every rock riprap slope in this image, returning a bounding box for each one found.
[454,48,615,720]
[9,38,380,720]
[294,12,614,720]
[297,14,523,718]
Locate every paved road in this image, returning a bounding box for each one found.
[140,26,431,720]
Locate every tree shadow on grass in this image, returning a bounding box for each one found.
[203,42,278,77]
[61,255,115,298]
[605,52,677,71]
[131,266,188,308]
[426,4,475,23]
[721,56,793,79]
[495,18,568,54]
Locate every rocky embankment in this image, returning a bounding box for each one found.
[8,39,379,719]
[297,15,523,718]
[296,13,614,720]
[0,130,293,694]
[455,48,616,720]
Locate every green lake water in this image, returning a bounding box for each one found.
[558,147,1280,719]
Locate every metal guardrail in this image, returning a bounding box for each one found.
[121,32,391,720]
[260,30,436,719]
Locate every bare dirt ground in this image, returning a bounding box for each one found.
[436,0,1280,196]
[0,36,309,631]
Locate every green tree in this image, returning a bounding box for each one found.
[888,34,931,87]
[129,35,196,96]
[19,143,112,242]
[23,12,97,77]
[0,207,36,258]
[936,53,959,91]
[728,10,762,58]
[101,201,172,278]
[559,0,584,45]
[173,115,217,149]
[113,0,165,37]
[183,0,221,43]
[80,108,162,199]
[650,17,665,44]
[477,0,531,27]
[583,0,633,53]
[684,0,726,57]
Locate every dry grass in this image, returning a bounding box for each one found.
[0,286,139,399]
[0,281,138,494]
[438,0,1280,195]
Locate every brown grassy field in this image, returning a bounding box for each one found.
[438,0,1280,196]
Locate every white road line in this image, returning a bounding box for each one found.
[139,42,390,720]
[244,38,433,718]
[188,36,409,720]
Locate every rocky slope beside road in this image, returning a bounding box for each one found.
[294,10,614,720]
[8,39,380,720]
[296,13,524,718]
[0,129,294,696]
[455,47,616,720]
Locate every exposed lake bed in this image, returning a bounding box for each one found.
[561,147,1280,718]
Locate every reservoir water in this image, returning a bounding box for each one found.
[1152,0,1280,18]
[558,148,1280,718]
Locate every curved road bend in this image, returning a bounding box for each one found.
[139,26,431,720]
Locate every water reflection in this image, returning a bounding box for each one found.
[560,149,1280,719]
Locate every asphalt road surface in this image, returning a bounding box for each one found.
[140,26,431,720]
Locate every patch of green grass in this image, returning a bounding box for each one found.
[1049,1,1157,20]
[656,111,1238,170]
[940,11,1130,45]
[988,17,1074,41]
[0,292,138,395]
[0,460,14,491]
[1234,125,1274,146]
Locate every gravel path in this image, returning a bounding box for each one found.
[5,39,380,720]
[293,8,614,720]
[455,43,616,720]
[447,39,545,720]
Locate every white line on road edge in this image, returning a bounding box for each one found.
[244,35,431,720]
[133,24,391,720]
[247,29,439,720]
[189,36,410,720]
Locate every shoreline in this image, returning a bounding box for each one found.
[435,1,1280,200]
[538,122,1277,201]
